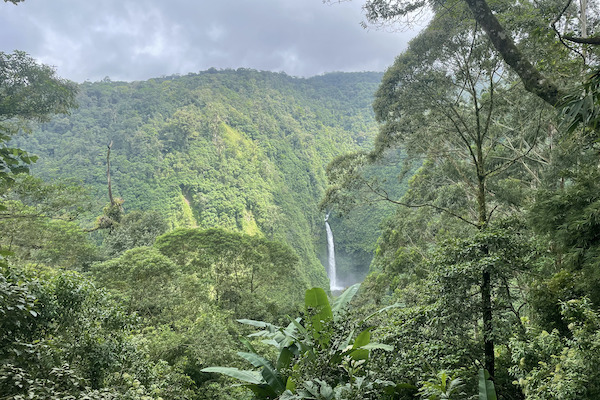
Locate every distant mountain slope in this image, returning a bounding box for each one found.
[18,69,387,286]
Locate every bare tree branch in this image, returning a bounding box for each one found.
[563,35,600,45]
[362,178,479,227]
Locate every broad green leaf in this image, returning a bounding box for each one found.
[237,351,274,369]
[331,283,360,318]
[360,342,393,351]
[237,352,286,394]
[318,380,334,399]
[303,381,320,397]
[362,302,403,322]
[305,287,332,317]
[280,389,297,400]
[341,329,354,350]
[277,346,295,371]
[240,337,259,354]
[200,367,263,385]
[247,384,279,399]
[347,329,393,360]
[287,316,307,335]
[305,287,333,347]
[285,377,296,392]
[248,330,274,338]
[478,369,497,400]
[349,348,369,361]
[262,367,286,394]
[352,328,372,349]
[237,318,271,328]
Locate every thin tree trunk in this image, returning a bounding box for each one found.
[476,145,494,379]
[482,268,494,378]
[107,140,114,206]
[581,0,588,39]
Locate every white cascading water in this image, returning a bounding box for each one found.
[325,213,342,291]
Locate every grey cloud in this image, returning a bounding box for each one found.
[0,0,414,82]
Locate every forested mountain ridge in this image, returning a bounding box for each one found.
[5,0,600,396]
[16,69,386,286]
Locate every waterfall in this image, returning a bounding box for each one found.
[325,212,342,291]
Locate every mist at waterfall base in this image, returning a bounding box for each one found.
[323,213,370,291]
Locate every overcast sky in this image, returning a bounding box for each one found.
[0,0,420,83]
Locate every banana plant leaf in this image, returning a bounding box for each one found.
[237,352,286,394]
[305,287,333,347]
[200,367,263,385]
[332,283,360,319]
[478,369,497,400]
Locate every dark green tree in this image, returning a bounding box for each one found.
[154,228,307,317]
[0,176,98,270]
[90,245,241,397]
[356,0,599,105]
[0,264,194,399]
[102,210,169,257]
[326,3,550,380]
[0,51,77,184]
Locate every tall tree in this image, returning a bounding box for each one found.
[325,4,551,381]
[353,0,598,107]
[0,51,77,184]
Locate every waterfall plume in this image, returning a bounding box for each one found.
[325,212,342,291]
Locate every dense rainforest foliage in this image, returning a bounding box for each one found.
[1,60,404,397]
[12,68,398,286]
[4,0,600,399]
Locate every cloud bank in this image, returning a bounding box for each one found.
[0,0,416,82]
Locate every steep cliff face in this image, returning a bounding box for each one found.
[19,69,385,286]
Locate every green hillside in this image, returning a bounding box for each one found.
[16,69,387,286]
[6,0,600,398]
